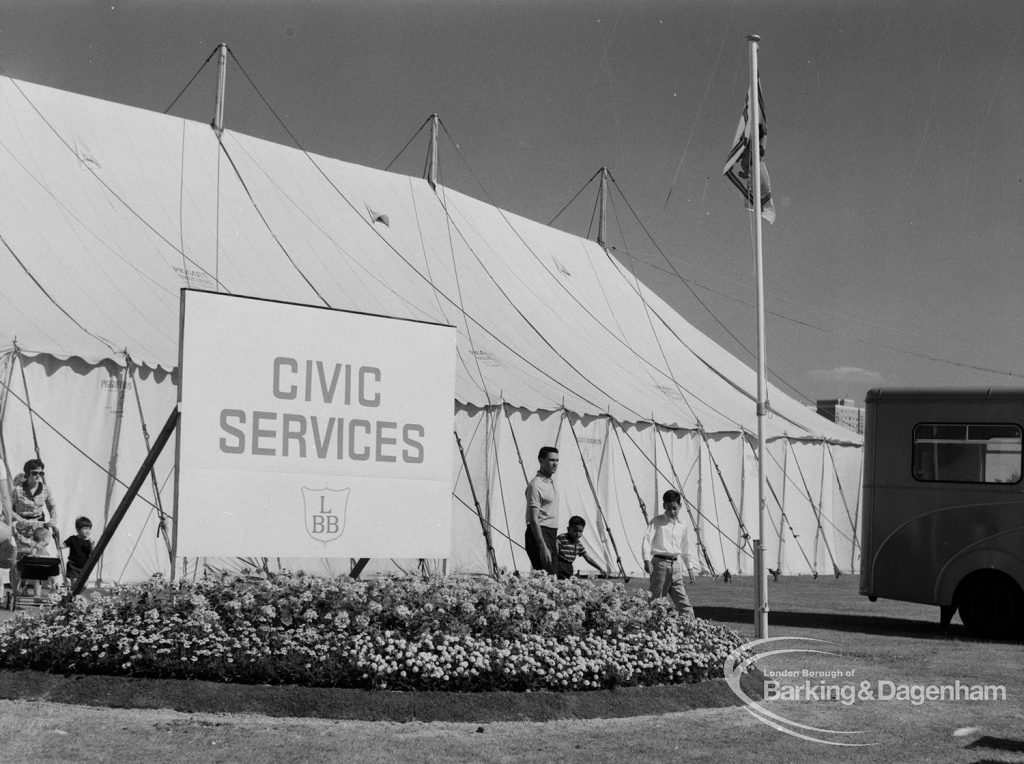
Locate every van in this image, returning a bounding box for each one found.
[860,388,1024,637]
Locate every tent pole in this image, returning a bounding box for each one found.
[127,357,174,563]
[818,441,840,578]
[653,416,659,504]
[98,362,129,585]
[454,430,499,579]
[786,438,837,577]
[851,453,864,572]
[778,438,788,572]
[697,430,708,569]
[655,427,716,577]
[13,345,41,462]
[568,416,627,580]
[505,406,530,485]
[698,429,751,556]
[0,352,18,511]
[426,114,439,189]
[739,430,748,574]
[213,43,227,137]
[490,403,518,572]
[597,167,609,248]
[757,436,814,575]
[503,404,532,575]
[610,420,649,523]
[825,442,860,555]
[70,406,179,598]
[10,348,68,584]
[0,351,14,443]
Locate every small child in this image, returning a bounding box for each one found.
[12,520,46,557]
[27,525,52,557]
[64,516,94,584]
[555,516,608,580]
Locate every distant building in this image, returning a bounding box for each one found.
[816,399,865,434]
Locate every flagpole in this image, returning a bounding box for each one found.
[748,34,769,639]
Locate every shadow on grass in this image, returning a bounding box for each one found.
[694,605,1011,642]
[0,669,760,722]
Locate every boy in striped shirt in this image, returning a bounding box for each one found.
[556,516,608,580]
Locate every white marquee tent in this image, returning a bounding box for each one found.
[0,76,862,585]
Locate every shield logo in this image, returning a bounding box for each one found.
[302,487,349,544]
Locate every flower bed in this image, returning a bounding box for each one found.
[0,571,745,692]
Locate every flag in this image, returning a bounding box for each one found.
[723,81,776,224]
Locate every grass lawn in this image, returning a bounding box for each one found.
[1,573,1022,763]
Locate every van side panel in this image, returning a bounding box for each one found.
[860,389,1024,607]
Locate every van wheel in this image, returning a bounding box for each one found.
[956,573,1024,638]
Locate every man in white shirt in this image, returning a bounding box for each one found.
[641,489,696,618]
[525,446,560,574]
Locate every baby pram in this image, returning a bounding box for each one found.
[2,526,68,610]
[6,555,62,609]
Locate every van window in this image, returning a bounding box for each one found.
[912,423,1022,484]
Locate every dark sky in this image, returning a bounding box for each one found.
[2,0,1022,404]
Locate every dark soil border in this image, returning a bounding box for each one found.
[0,669,764,722]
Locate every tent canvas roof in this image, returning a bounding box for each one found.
[0,76,859,444]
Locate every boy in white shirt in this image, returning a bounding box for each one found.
[641,489,696,618]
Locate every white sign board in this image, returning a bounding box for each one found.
[175,291,456,558]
